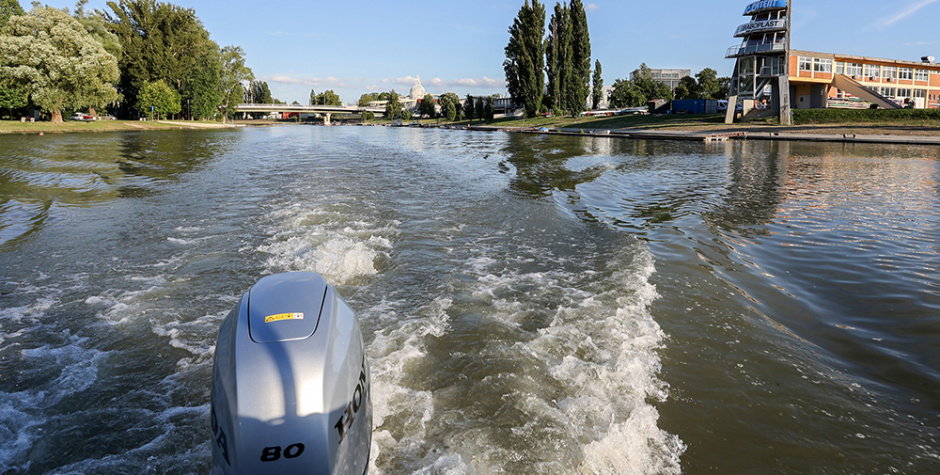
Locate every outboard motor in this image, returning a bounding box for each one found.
[211,272,371,474]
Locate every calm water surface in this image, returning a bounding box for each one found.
[0,126,938,474]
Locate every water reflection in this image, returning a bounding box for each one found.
[0,130,231,247]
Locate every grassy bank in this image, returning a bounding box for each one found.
[0,119,236,135]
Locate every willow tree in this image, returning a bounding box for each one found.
[504,0,545,118]
[0,5,119,124]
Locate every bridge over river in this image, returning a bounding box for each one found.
[235,103,386,124]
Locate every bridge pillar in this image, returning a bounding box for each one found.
[323,113,332,126]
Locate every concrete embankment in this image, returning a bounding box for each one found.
[470,125,940,146]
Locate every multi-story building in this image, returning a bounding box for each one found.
[726,0,940,122]
[790,51,940,110]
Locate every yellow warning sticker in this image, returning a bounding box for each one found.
[264,312,305,324]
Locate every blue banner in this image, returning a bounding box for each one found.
[744,0,787,16]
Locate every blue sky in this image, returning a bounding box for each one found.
[38,0,940,104]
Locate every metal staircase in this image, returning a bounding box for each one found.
[831,75,902,109]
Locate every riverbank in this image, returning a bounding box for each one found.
[4,114,939,145]
[455,113,940,145]
[0,119,242,134]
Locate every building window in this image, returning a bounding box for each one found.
[864,64,880,79]
[799,57,812,72]
[915,69,929,81]
[898,88,912,98]
[899,68,913,80]
[845,63,863,77]
[835,62,844,75]
[913,90,927,99]
[814,58,832,73]
[883,66,898,80]
[881,87,897,98]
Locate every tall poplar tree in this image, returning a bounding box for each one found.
[464,94,475,122]
[504,0,545,118]
[545,2,570,113]
[591,59,603,109]
[567,0,591,114]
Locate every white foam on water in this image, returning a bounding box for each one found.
[364,237,684,473]
[152,312,225,368]
[364,297,455,474]
[0,336,107,473]
[259,204,397,285]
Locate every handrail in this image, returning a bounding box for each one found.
[726,42,786,58]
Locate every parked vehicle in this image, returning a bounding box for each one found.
[69,113,95,121]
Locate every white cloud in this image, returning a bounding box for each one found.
[265,76,347,88]
[870,0,938,30]
[586,3,599,12]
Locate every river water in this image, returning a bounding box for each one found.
[0,126,938,474]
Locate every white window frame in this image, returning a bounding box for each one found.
[883,66,898,80]
[915,69,929,81]
[899,68,913,80]
[845,63,863,77]
[864,64,880,79]
[798,57,813,72]
[814,58,832,73]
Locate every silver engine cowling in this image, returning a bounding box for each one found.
[211,272,371,474]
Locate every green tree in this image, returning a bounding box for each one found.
[484,96,495,121]
[358,93,379,106]
[0,5,119,124]
[218,45,253,123]
[591,59,603,109]
[104,0,222,118]
[312,90,341,106]
[504,0,545,118]
[438,92,461,120]
[136,79,180,119]
[249,80,272,104]
[545,2,570,112]
[361,110,374,122]
[384,90,402,119]
[464,94,475,122]
[187,46,222,120]
[444,101,457,121]
[674,76,698,100]
[608,78,645,108]
[0,80,26,118]
[0,0,23,28]
[476,98,485,120]
[419,93,436,117]
[401,109,412,122]
[717,76,732,101]
[567,0,591,115]
[695,68,721,100]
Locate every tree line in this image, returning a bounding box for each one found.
[504,0,594,118]
[503,0,731,117]
[0,0,252,124]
